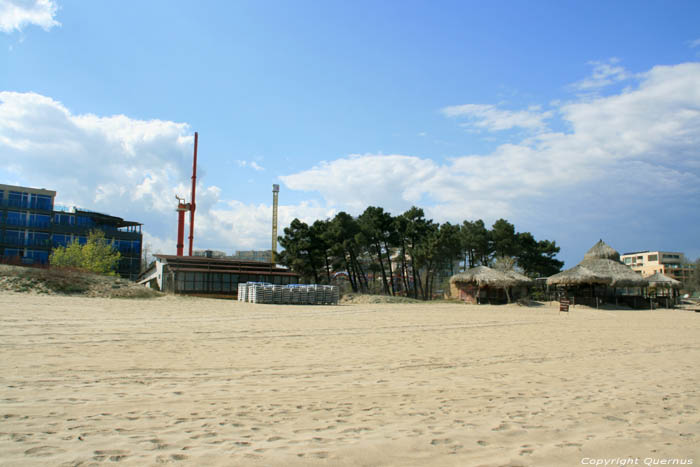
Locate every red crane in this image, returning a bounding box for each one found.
[176,132,198,256]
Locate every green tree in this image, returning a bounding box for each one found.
[490,219,517,259]
[460,219,491,268]
[50,230,121,274]
[358,206,395,295]
[277,219,316,282]
[514,232,563,277]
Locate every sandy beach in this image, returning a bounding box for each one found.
[0,293,698,466]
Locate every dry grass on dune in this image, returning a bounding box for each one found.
[0,264,161,298]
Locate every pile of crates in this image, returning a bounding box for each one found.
[238,282,339,305]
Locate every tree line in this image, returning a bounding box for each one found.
[278,206,563,299]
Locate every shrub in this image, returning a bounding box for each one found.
[50,230,121,275]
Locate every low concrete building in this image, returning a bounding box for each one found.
[138,254,298,297]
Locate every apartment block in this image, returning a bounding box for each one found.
[620,250,694,282]
[0,184,142,280]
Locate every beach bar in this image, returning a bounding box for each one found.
[547,240,648,308]
[449,265,532,304]
[138,254,299,298]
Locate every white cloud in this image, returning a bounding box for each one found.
[282,62,700,231]
[235,160,265,171]
[2,61,699,265]
[441,104,553,132]
[572,58,632,90]
[689,38,700,48]
[0,0,59,33]
[0,91,328,255]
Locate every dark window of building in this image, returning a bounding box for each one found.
[25,250,49,264]
[3,248,20,257]
[27,231,49,247]
[77,236,87,245]
[8,191,27,208]
[76,216,94,227]
[32,194,52,210]
[6,211,22,226]
[211,273,221,292]
[29,214,50,228]
[54,213,75,225]
[5,230,22,245]
[648,254,658,262]
[52,234,70,247]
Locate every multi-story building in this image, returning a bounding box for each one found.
[193,249,227,259]
[620,250,694,283]
[231,250,273,263]
[0,184,142,280]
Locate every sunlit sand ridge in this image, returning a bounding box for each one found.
[0,294,698,466]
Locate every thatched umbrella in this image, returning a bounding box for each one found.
[646,272,681,306]
[646,272,681,288]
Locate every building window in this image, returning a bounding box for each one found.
[54,213,75,225]
[32,194,53,210]
[648,254,658,262]
[76,216,95,227]
[8,191,28,208]
[29,214,50,228]
[4,230,22,245]
[5,211,23,226]
[52,234,70,247]
[25,250,49,264]
[27,231,49,247]
[3,248,20,258]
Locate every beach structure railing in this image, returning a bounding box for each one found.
[240,282,339,305]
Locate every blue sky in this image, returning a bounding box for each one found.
[1,0,699,267]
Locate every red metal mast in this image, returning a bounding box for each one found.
[188,132,198,256]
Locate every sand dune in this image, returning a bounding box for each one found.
[0,293,698,466]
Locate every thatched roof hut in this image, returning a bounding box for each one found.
[547,240,648,288]
[450,265,531,288]
[449,266,532,304]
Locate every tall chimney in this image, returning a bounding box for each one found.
[271,184,279,264]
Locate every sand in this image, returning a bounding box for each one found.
[0,293,698,466]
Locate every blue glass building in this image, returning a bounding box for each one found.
[0,184,143,280]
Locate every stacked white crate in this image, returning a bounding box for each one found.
[281,286,291,304]
[272,285,284,304]
[306,286,316,304]
[238,283,247,302]
[243,283,339,305]
[263,285,274,304]
[248,283,264,303]
[324,285,339,304]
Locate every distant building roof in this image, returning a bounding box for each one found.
[153,254,298,276]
